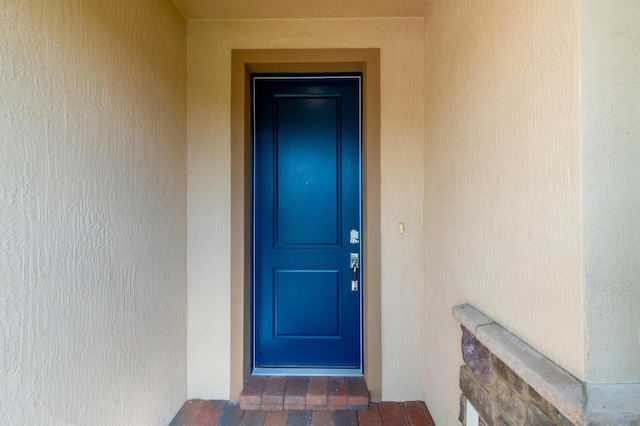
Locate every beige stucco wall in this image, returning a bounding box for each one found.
[0,0,187,424]
[581,0,640,383]
[423,1,583,423]
[187,18,424,401]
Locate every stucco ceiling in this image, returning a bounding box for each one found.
[171,0,430,20]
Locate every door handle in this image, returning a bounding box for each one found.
[350,253,359,291]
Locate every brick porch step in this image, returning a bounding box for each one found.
[170,400,435,426]
[239,376,369,411]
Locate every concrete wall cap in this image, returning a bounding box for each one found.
[452,304,494,334]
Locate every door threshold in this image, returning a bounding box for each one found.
[252,367,363,377]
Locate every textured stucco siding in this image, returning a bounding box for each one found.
[422,2,584,424]
[581,0,640,383]
[0,0,188,424]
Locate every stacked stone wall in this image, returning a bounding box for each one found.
[459,326,574,426]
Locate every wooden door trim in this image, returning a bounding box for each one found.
[230,49,381,401]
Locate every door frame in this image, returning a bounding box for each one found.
[230,49,381,401]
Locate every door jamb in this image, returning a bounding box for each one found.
[230,49,381,401]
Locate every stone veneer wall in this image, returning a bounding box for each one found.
[454,304,640,426]
[458,327,574,426]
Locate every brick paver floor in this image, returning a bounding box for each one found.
[169,400,436,425]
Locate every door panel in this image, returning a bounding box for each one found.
[274,269,341,337]
[275,95,340,246]
[253,75,362,371]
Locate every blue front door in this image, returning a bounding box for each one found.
[252,75,362,372]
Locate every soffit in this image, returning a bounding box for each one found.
[172,0,430,20]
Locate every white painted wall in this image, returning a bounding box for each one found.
[422,1,584,423]
[187,18,425,401]
[0,1,188,424]
[581,0,640,383]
